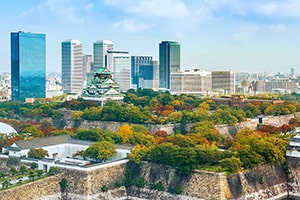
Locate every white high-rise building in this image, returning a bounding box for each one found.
[212,71,235,94]
[170,70,212,95]
[93,40,114,70]
[61,39,83,94]
[107,50,131,91]
[83,54,92,86]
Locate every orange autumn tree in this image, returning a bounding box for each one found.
[117,124,133,144]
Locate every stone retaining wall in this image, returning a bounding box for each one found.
[60,161,128,197]
[76,113,300,136]
[0,174,62,200]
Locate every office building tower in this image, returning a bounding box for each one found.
[61,39,83,94]
[107,50,131,91]
[11,31,46,101]
[138,60,159,90]
[171,70,212,95]
[131,56,153,89]
[212,71,235,94]
[83,54,92,86]
[159,41,180,89]
[93,40,114,71]
[291,67,295,77]
[152,61,159,90]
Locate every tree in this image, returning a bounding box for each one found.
[28,148,49,159]
[117,124,133,143]
[19,165,27,174]
[189,121,221,143]
[128,132,157,147]
[219,157,242,173]
[76,128,104,141]
[83,141,116,162]
[22,126,43,137]
[127,144,150,164]
[30,162,38,170]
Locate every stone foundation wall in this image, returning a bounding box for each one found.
[128,162,289,200]
[227,164,288,199]
[0,161,293,200]
[76,113,300,136]
[60,161,128,196]
[0,174,62,200]
[216,113,300,137]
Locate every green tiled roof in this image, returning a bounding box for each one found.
[94,67,112,75]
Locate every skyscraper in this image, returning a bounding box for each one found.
[107,50,131,91]
[131,56,153,89]
[93,40,114,71]
[11,31,46,101]
[83,54,92,86]
[159,41,180,89]
[61,39,83,94]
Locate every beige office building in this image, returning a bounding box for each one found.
[212,71,235,94]
[170,70,211,95]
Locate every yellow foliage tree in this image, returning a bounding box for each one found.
[117,124,133,143]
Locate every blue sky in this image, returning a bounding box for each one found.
[1,0,300,73]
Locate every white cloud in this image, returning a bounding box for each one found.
[18,7,36,17]
[84,3,93,12]
[269,23,286,32]
[112,19,155,33]
[234,25,258,42]
[18,0,84,24]
[44,0,84,24]
[254,0,300,19]
[105,0,189,18]
[258,3,278,15]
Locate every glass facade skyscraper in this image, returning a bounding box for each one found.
[131,56,153,89]
[61,39,83,94]
[159,41,180,89]
[11,31,46,101]
[93,40,114,71]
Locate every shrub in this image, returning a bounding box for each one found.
[150,181,164,191]
[135,177,145,188]
[60,178,68,192]
[101,185,108,192]
[259,176,266,184]
[175,186,183,194]
[30,162,38,170]
[115,181,122,188]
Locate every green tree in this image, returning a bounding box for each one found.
[127,144,150,164]
[219,157,242,173]
[30,162,38,170]
[22,126,43,137]
[76,128,104,141]
[19,165,27,174]
[128,132,157,147]
[83,141,116,162]
[28,148,49,159]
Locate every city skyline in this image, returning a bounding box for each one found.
[1,0,300,74]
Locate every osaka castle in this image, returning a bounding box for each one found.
[81,68,124,105]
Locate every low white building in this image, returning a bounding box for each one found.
[6,135,131,171]
[286,132,300,158]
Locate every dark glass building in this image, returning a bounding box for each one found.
[159,41,180,89]
[131,56,153,89]
[11,31,46,101]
